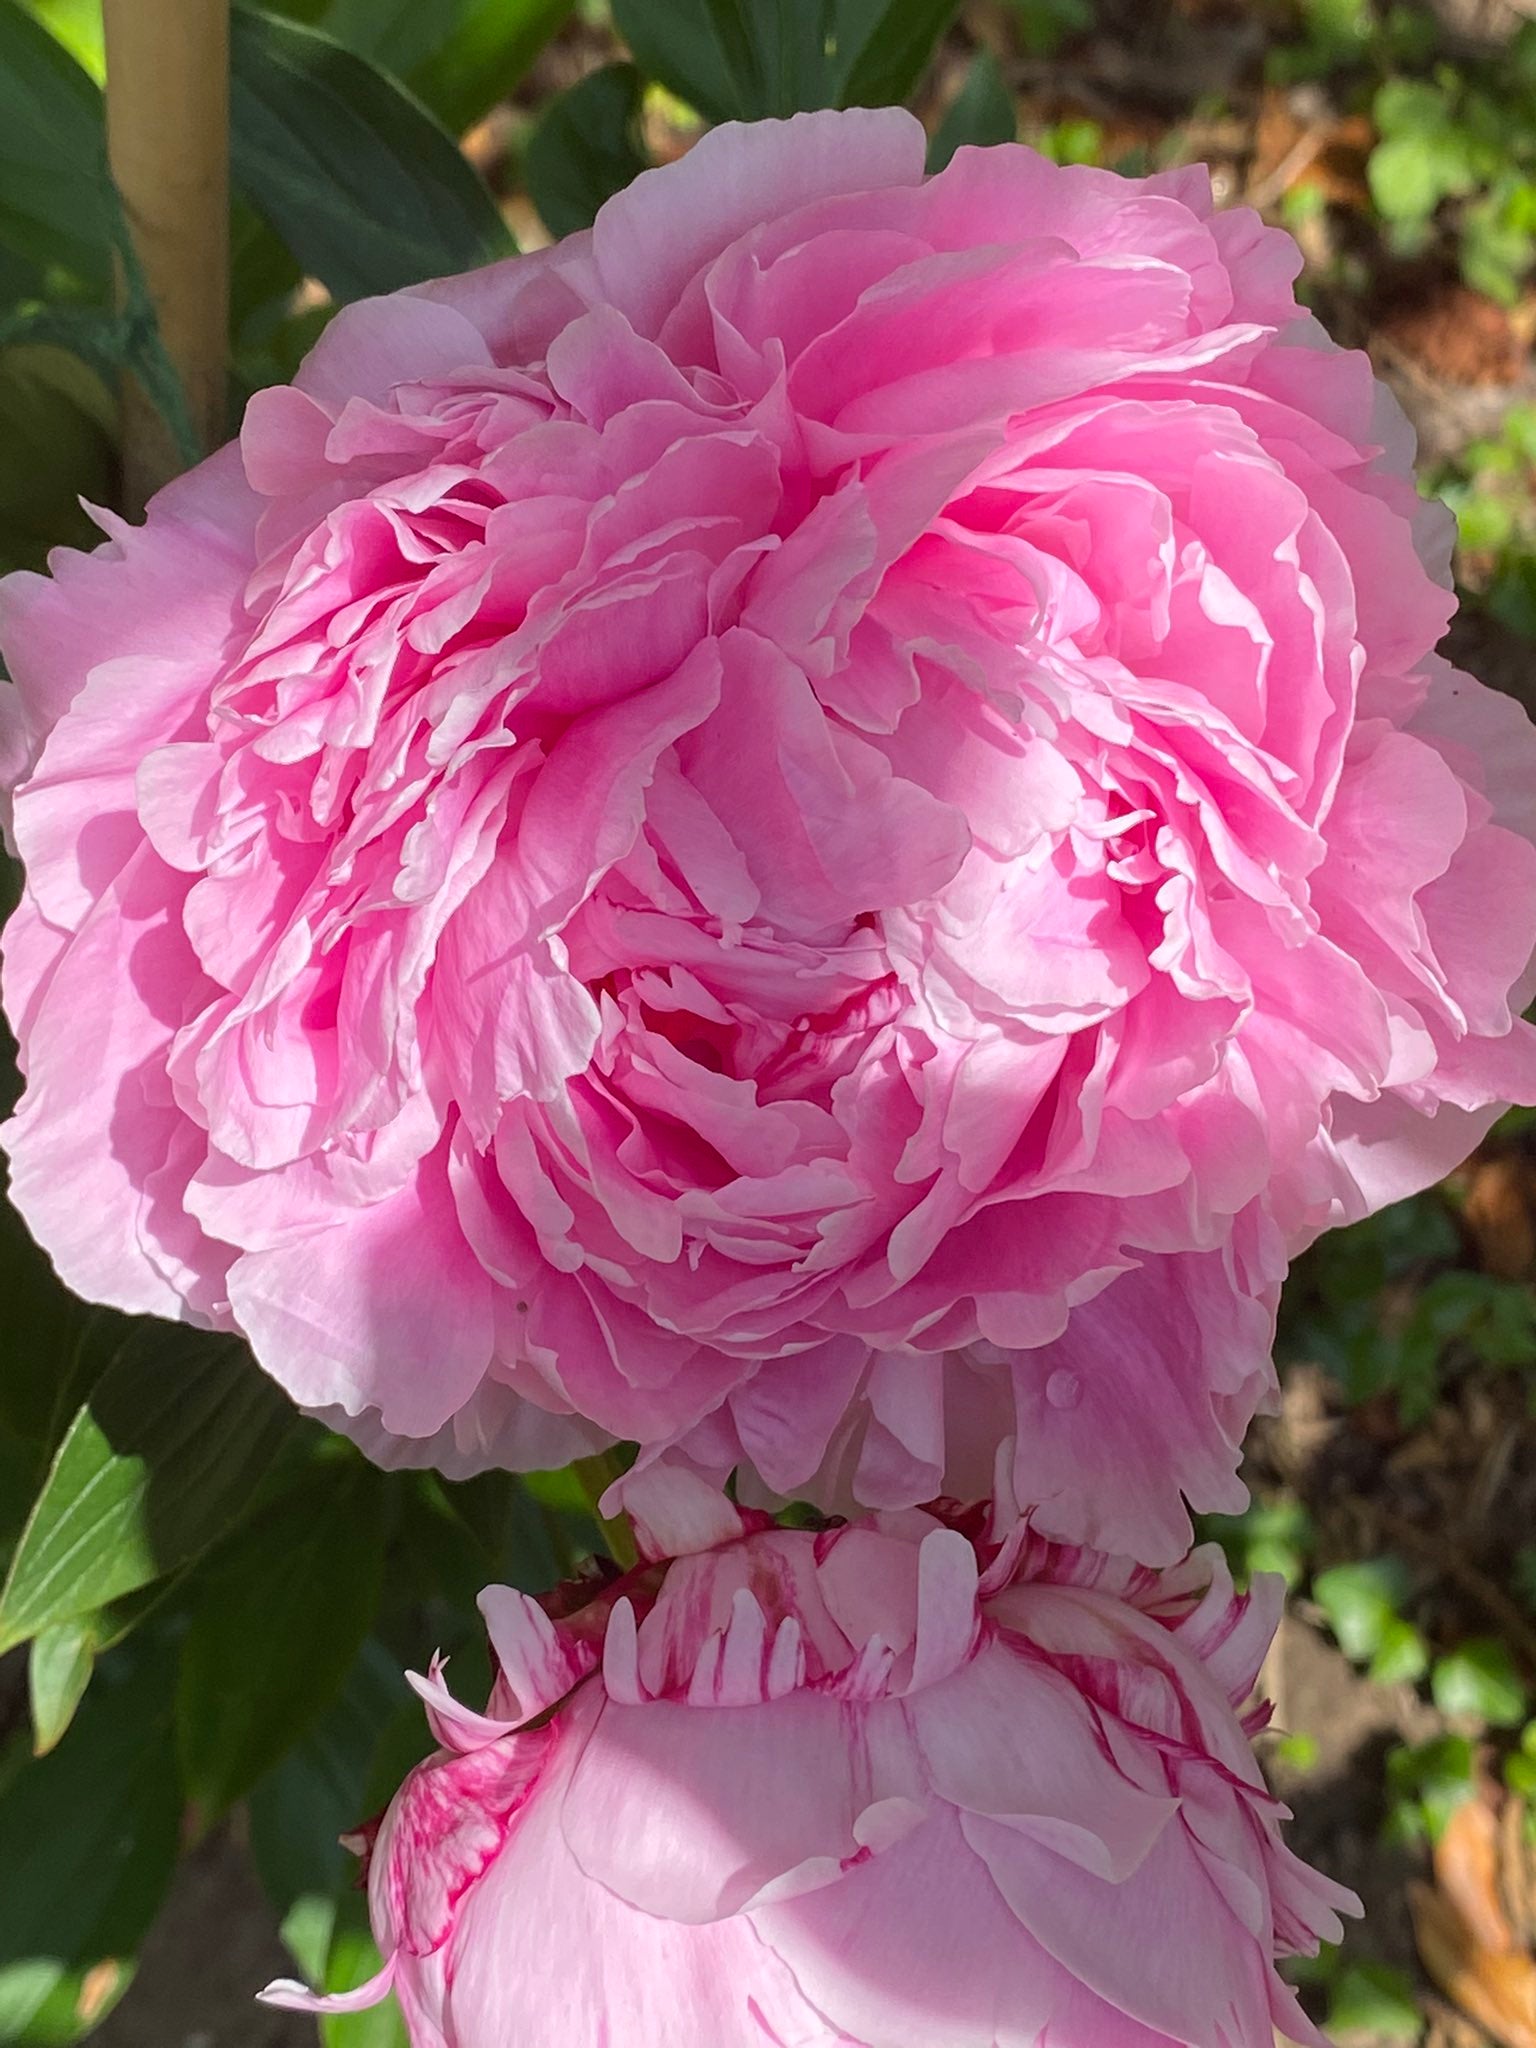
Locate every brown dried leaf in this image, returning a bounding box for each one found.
[1463,1157,1536,1281]
[1439,1796,1518,1955]
[74,1960,123,2027]
[1250,88,1305,188]
[1500,1795,1536,1952]
[1412,1870,1536,2048]
[1377,284,1527,388]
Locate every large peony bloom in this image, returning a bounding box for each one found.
[261,1467,1354,2048]
[5,110,1535,1559]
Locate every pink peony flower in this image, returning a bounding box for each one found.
[261,1465,1355,2048]
[4,110,1535,1558]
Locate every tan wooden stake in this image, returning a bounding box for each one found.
[103,0,229,510]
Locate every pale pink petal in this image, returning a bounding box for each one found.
[225,1142,495,1437]
[560,1692,861,1922]
[258,1960,396,2015]
[614,1459,752,1561]
[589,109,926,339]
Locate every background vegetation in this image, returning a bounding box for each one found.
[4,2,1536,2043]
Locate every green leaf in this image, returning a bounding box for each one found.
[0,0,111,289]
[0,1642,181,2045]
[611,0,958,121]
[448,1467,578,1586]
[1195,1496,1312,1591]
[610,0,744,123]
[526,64,650,239]
[20,0,104,77]
[24,1573,192,1755]
[317,0,460,74]
[0,1295,138,1490]
[1312,1557,1414,1666]
[397,1468,580,1623]
[26,1620,95,1759]
[407,0,574,135]
[22,0,101,71]
[1453,482,1516,553]
[1367,135,1445,223]
[279,0,573,133]
[1275,1730,1319,1770]
[0,1185,90,1456]
[1462,192,1535,306]
[1387,1732,1477,1841]
[176,1460,391,1818]
[927,49,1015,173]
[1303,0,1373,50]
[0,1327,298,1654]
[1325,1961,1422,2043]
[1373,76,1452,139]
[1490,554,1536,639]
[0,345,116,575]
[1367,93,1479,225]
[1003,0,1091,58]
[248,1638,410,1914]
[834,0,962,111]
[230,196,306,335]
[229,6,515,303]
[1039,115,1101,166]
[736,0,839,116]
[1369,1614,1429,1688]
[255,1640,428,2005]
[1432,1637,1528,1727]
[279,1895,337,1988]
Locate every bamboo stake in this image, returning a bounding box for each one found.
[103,0,229,509]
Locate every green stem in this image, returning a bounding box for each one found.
[571,1451,638,1570]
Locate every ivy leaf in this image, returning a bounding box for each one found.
[1312,1556,1415,1666]
[1432,1639,1528,1728]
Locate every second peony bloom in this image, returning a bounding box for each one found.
[261,1468,1354,2048]
[4,110,1536,1560]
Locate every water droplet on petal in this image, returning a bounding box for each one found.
[1045,1369,1081,1411]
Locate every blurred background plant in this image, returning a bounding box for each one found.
[6,2,1536,2044]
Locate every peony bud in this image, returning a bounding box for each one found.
[263,1466,1354,2047]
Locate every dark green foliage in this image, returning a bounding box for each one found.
[229,7,516,302]
[1281,1192,1536,1422]
[609,0,961,121]
[0,1329,302,1656]
[927,48,1014,172]
[0,1642,182,2043]
[525,63,650,236]
[0,0,112,291]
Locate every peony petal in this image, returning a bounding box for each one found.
[226,1140,495,1437]
[589,109,927,339]
[908,1644,1177,1878]
[561,1691,861,1922]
